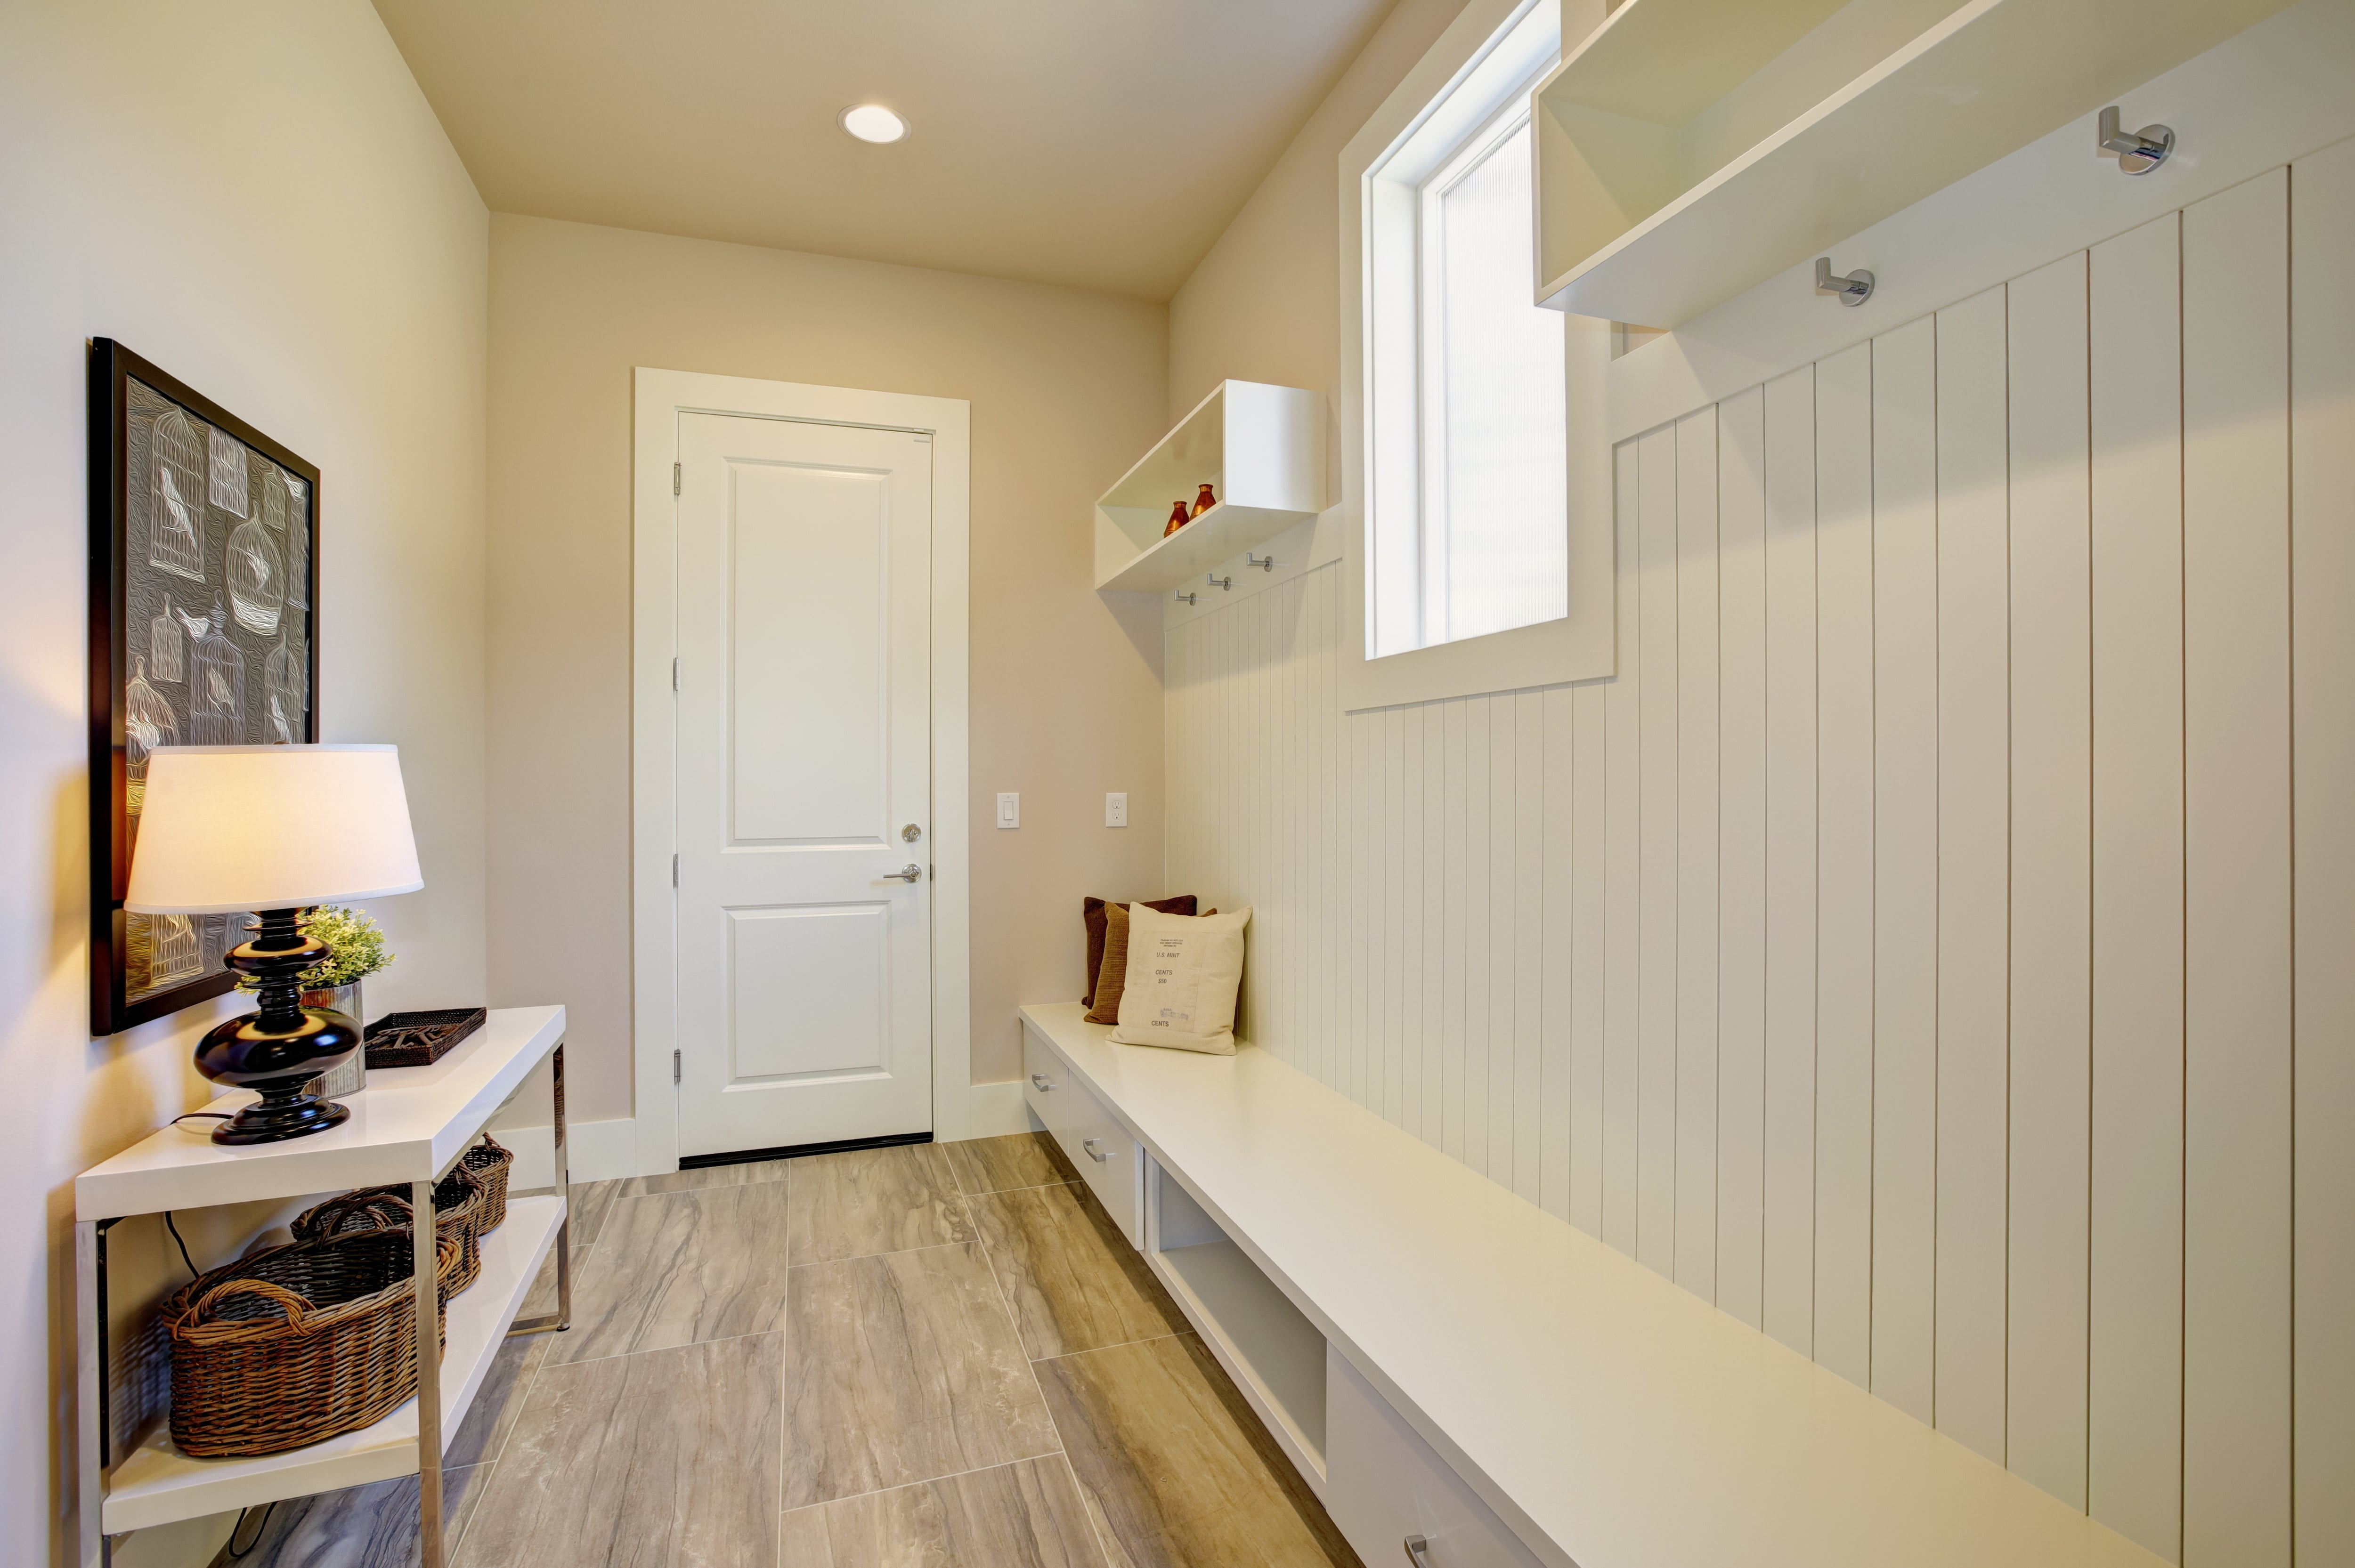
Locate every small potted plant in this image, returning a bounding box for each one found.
[238,905,393,1099]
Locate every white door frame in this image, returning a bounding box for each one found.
[630,366,973,1177]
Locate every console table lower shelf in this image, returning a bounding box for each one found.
[102,1193,566,1533]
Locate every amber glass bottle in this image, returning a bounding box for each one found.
[1164,501,1190,537]
[1192,483,1217,517]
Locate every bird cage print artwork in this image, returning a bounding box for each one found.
[147,409,207,582]
[96,351,318,1031]
[150,594,186,683]
[187,599,247,744]
[227,509,286,633]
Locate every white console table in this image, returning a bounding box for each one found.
[1018,1002,2164,1568]
[74,1005,572,1568]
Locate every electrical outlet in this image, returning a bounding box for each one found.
[1105,792,1128,828]
[997,792,1020,829]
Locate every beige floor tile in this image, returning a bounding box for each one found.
[967,1183,1185,1359]
[625,1156,791,1197]
[518,1237,591,1323]
[787,1143,973,1265]
[547,1182,791,1365]
[777,1455,1106,1568]
[1036,1335,1355,1568]
[516,1178,624,1247]
[784,1243,1060,1509]
[944,1132,1078,1196]
[455,1334,782,1568]
[446,1329,550,1468]
[226,1459,489,1566]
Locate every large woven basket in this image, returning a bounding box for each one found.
[164,1228,460,1458]
[460,1134,513,1233]
[294,1163,489,1294]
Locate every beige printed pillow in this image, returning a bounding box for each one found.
[1110,905,1251,1055]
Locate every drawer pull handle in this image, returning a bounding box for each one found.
[1403,1536,1433,1568]
[1031,1073,1055,1092]
[1083,1137,1110,1163]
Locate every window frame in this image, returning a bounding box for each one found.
[1340,0,1615,711]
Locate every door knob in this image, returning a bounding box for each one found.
[901,824,923,842]
[884,863,922,882]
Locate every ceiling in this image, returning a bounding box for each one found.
[373,0,1400,301]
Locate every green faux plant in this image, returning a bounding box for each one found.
[235,905,394,993]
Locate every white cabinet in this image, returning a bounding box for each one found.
[1022,1021,1141,1245]
[1326,1350,1543,1568]
[1092,379,1325,594]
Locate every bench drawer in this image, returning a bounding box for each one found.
[1021,1024,1141,1247]
[1326,1349,1542,1568]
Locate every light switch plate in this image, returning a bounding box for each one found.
[1105,792,1128,828]
[997,792,1019,829]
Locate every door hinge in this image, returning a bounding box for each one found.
[673,1049,682,1085]
[672,656,679,692]
[673,462,682,496]
[671,853,679,888]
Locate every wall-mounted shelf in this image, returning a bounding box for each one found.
[1095,380,1324,595]
[1533,0,2291,328]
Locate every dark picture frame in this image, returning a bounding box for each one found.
[88,340,322,1035]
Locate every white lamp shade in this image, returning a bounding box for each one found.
[126,744,424,914]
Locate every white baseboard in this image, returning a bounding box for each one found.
[500,1117,637,1188]
[962,1080,1034,1140]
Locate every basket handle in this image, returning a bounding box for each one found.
[188,1277,314,1332]
[298,1191,413,1238]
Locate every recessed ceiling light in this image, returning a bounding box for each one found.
[840,104,909,145]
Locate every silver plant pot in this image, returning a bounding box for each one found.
[300,978,367,1100]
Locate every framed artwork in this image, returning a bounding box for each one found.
[88,340,321,1035]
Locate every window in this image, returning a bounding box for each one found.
[1364,0,1565,660]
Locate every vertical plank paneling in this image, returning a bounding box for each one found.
[1638,424,1681,1275]
[2181,167,2292,1568]
[1401,703,1425,1140]
[1543,683,1577,1222]
[1444,697,1469,1160]
[1385,704,1406,1125]
[1490,687,1520,1188]
[1605,439,1645,1253]
[1814,339,1876,1388]
[1933,284,2010,1463]
[1675,408,1722,1298]
[2006,251,2093,1510]
[1762,365,1819,1358]
[2087,210,2185,1565]
[1516,687,1546,1204]
[1571,682,1608,1237]
[1717,384,1769,1331]
[1465,695,1492,1174]
[1425,694,1447,1150]
[2292,135,2355,1568]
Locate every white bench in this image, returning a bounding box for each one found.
[1018,1002,2161,1568]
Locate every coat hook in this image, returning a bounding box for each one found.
[1814,256,1874,307]
[1246,552,1279,573]
[2097,106,2173,175]
[1174,589,1198,606]
[1206,573,1233,591]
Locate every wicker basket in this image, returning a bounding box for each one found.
[294,1164,489,1294]
[460,1134,513,1233]
[164,1228,461,1458]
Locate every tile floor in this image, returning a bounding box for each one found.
[221,1134,1359,1568]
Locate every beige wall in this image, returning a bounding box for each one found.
[486,215,1169,1127]
[0,3,489,1563]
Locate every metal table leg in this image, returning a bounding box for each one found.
[412,1179,443,1568]
[76,1218,117,1568]
[507,1040,573,1337]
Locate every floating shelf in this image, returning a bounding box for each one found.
[102,1193,567,1532]
[1534,0,2292,327]
[1095,380,1325,594]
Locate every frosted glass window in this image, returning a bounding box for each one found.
[1425,119,1567,643]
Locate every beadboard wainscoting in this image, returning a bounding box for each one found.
[1164,144,2355,1566]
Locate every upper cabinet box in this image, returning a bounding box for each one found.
[1534,0,2293,328]
[1096,380,1327,595]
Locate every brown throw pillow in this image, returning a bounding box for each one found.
[1081,894,1198,1007]
[1086,901,1215,1026]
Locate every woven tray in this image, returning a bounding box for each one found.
[164,1227,460,1458]
[364,1006,487,1069]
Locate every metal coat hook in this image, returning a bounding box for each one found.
[1174,589,1198,606]
[1246,553,1279,573]
[2097,106,2173,175]
[1815,256,1874,307]
[1206,573,1233,591]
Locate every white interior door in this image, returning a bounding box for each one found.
[673,411,933,1156]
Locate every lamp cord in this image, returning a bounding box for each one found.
[225,1501,276,1558]
[162,1211,197,1280]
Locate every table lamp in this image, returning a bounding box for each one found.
[126,744,423,1144]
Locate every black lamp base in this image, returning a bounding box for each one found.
[195,908,365,1145]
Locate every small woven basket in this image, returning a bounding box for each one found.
[294,1164,489,1294]
[164,1228,461,1457]
[459,1134,513,1233]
